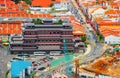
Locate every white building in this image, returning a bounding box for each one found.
[104,35,120,44]
[53,0,68,10]
[30,7,52,14]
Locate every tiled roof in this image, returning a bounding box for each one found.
[0,0,18,9]
[104,9,117,14]
[18,1,30,9]
[0,23,22,34]
[31,0,68,7]
[32,0,53,7]
[59,15,86,35]
[99,26,120,37]
[108,15,119,18]
[0,13,54,18]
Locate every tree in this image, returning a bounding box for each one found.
[49,3,54,7]
[96,0,99,4]
[12,0,21,4]
[23,0,31,5]
[81,36,87,42]
[12,0,31,5]
[32,19,42,24]
[56,19,63,24]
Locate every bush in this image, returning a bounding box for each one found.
[56,19,63,24]
[32,19,42,24]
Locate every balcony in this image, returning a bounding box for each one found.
[38,45,61,50]
[37,34,61,37]
[10,41,23,44]
[23,47,38,49]
[61,47,74,50]
[24,34,37,37]
[11,47,23,50]
[36,42,62,45]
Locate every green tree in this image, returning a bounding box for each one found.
[12,0,31,5]
[81,36,87,42]
[96,0,99,4]
[12,0,21,4]
[23,0,31,5]
[56,19,63,24]
[49,3,54,7]
[33,19,42,24]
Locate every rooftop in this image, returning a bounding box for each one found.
[31,0,68,7]
[11,60,31,77]
[99,26,120,37]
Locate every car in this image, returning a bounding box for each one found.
[44,56,53,61]
[32,61,36,64]
[36,62,41,65]
[38,67,45,71]
[32,63,38,66]
[33,68,36,70]
[12,57,23,60]
[80,75,87,78]
[41,59,47,63]
[18,54,30,57]
[3,42,9,46]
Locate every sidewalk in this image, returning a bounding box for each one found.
[84,45,91,55]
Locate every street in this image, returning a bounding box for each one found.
[0,45,14,78]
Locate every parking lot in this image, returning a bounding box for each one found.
[15,54,64,73]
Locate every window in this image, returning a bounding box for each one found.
[53,32,56,34]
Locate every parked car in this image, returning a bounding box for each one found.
[38,67,46,71]
[41,59,47,63]
[36,62,41,65]
[32,61,36,64]
[32,63,38,67]
[33,68,36,71]
[44,56,53,61]
[12,57,23,60]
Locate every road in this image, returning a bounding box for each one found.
[0,45,14,78]
[69,0,104,64]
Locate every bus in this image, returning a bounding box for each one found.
[34,52,46,56]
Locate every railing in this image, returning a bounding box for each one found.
[37,42,62,44]
[11,47,23,50]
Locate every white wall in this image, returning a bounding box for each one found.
[105,35,120,44]
[54,2,68,10]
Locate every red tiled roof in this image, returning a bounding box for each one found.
[0,13,54,18]
[105,9,117,15]
[59,15,86,36]
[0,23,22,34]
[31,0,68,7]
[98,26,120,37]
[32,0,53,7]
[0,0,18,9]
